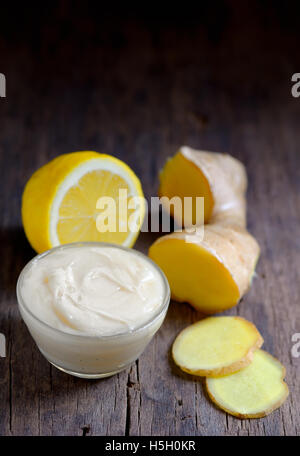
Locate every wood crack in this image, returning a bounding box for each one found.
[125,371,131,436]
[8,307,12,434]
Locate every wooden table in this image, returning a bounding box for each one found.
[0,3,299,436]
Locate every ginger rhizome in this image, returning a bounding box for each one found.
[149,147,259,313]
[206,349,289,419]
[172,316,263,377]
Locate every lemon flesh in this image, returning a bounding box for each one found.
[22,151,145,253]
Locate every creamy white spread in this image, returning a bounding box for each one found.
[20,245,165,336]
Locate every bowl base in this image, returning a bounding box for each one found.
[50,361,127,379]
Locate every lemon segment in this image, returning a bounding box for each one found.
[22,152,145,253]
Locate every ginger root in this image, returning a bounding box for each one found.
[158,146,247,228]
[149,224,259,314]
[172,316,263,377]
[149,147,259,314]
[153,147,288,419]
[206,349,289,419]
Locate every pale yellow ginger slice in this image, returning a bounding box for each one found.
[148,225,260,314]
[172,317,263,377]
[158,146,247,228]
[206,349,289,419]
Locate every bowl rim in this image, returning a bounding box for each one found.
[16,241,170,340]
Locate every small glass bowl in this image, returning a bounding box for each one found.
[16,242,170,379]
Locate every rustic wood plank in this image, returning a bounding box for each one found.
[0,2,299,436]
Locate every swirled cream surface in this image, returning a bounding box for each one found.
[20,245,165,336]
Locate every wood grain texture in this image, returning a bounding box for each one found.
[0,2,299,436]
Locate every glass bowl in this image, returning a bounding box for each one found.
[16,242,170,379]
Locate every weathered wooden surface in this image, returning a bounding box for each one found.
[0,3,299,435]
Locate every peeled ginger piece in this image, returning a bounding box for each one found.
[206,349,289,418]
[172,317,263,377]
[158,147,247,228]
[149,226,260,314]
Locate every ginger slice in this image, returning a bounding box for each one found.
[172,317,263,377]
[206,349,289,419]
[158,147,247,228]
[148,225,260,314]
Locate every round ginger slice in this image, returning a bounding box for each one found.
[206,349,289,419]
[172,317,263,377]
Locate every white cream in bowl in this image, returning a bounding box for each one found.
[17,243,170,378]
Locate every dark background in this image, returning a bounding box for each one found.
[0,1,299,436]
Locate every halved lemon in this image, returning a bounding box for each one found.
[22,151,145,253]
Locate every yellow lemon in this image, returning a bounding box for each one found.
[22,151,145,253]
